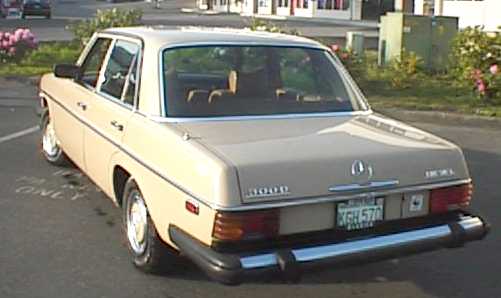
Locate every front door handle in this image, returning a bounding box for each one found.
[77,101,87,111]
[110,120,124,131]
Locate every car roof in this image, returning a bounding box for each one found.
[103,26,326,50]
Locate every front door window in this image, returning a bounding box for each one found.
[78,38,112,89]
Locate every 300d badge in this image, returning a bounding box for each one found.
[246,185,290,199]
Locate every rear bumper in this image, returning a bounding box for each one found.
[169,214,489,285]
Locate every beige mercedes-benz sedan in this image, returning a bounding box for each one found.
[38,27,489,284]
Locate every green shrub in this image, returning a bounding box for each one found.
[449,26,501,99]
[23,42,80,66]
[0,41,81,76]
[387,50,423,89]
[68,8,143,46]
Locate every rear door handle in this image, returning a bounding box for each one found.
[77,101,87,111]
[110,120,124,131]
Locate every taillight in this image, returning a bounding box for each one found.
[430,183,473,213]
[212,210,279,241]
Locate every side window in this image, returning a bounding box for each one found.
[99,40,140,105]
[79,38,112,88]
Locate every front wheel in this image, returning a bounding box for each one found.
[123,178,177,273]
[40,109,69,166]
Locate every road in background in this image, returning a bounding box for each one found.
[0,77,499,298]
[0,0,378,46]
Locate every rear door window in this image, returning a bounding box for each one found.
[98,39,140,105]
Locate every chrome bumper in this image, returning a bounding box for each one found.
[169,215,489,285]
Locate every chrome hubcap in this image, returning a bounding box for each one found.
[127,192,148,255]
[42,120,59,157]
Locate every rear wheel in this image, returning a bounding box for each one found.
[40,109,69,166]
[123,178,176,273]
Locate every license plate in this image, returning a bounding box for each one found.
[337,197,384,231]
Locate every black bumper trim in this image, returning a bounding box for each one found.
[169,214,489,285]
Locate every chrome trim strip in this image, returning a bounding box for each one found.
[150,110,372,123]
[240,216,483,269]
[215,178,472,211]
[292,225,451,262]
[240,254,277,269]
[458,216,484,231]
[328,180,400,193]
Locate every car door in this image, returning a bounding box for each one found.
[82,37,141,196]
[50,37,112,169]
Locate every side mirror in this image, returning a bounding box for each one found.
[54,64,80,79]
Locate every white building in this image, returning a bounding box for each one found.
[197,0,364,21]
[414,0,501,31]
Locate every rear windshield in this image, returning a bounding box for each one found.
[161,45,365,118]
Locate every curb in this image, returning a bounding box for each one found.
[378,108,501,129]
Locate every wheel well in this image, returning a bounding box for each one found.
[113,166,130,207]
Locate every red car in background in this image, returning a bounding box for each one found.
[0,0,22,18]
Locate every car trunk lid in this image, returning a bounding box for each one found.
[174,114,469,204]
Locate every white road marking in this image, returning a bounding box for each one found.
[0,126,39,144]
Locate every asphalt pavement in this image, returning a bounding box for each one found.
[0,77,499,298]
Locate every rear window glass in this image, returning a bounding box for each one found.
[162,45,364,118]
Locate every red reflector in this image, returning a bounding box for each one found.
[430,183,473,213]
[185,200,199,215]
[212,210,279,241]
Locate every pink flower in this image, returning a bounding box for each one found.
[14,28,24,39]
[9,35,19,44]
[341,52,349,60]
[477,80,486,94]
[8,47,16,55]
[490,64,499,75]
[331,44,340,52]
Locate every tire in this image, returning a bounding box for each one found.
[122,178,177,273]
[21,14,25,19]
[40,108,69,166]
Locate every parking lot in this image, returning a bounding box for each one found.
[0,77,500,298]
